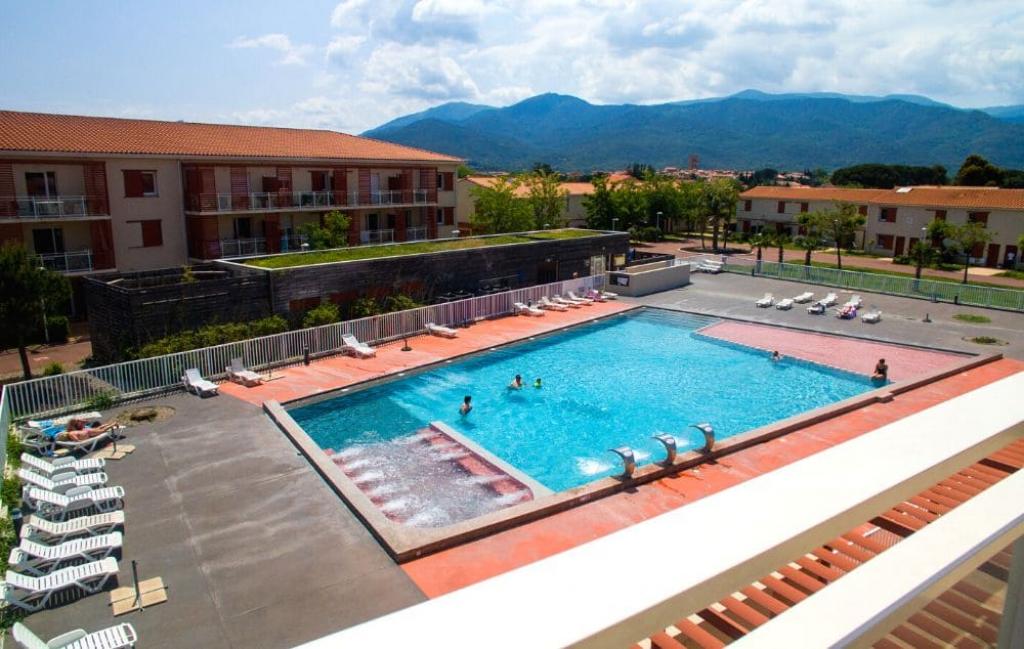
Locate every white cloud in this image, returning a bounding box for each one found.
[325,35,366,65]
[362,44,480,100]
[228,33,314,65]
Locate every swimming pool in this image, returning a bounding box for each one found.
[290,309,877,493]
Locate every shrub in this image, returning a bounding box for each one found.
[0,477,20,510]
[383,294,421,313]
[135,315,288,358]
[891,255,911,265]
[42,361,64,376]
[6,433,23,469]
[0,515,16,581]
[85,390,117,411]
[970,336,1001,345]
[303,303,341,328]
[954,313,991,324]
[250,315,288,337]
[350,297,381,318]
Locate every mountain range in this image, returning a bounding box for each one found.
[363,90,1024,172]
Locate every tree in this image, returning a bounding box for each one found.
[819,201,866,271]
[300,210,351,249]
[910,240,936,280]
[644,175,684,232]
[469,176,533,234]
[627,162,655,179]
[0,244,71,379]
[524,171,569,229]
[946,221,994,284]
[612,180,648,232]
[769,229,790,263]
[795,211,826,265]
[747,230,770,262]
[702,178,740,252]
[583,176,617,230]
[831,164,948,188]
[456,164,474,178]
[954,154,1003,186]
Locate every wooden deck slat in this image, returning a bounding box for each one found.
[719,595,770,628]
[672,619,726,649]
[924,599,998,644]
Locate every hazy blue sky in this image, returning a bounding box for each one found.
[3,1,1022,133]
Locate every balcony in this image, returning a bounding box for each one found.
[1,195,109,219]
[185,189,436,213]
[360,229,395,245]
[37,249,93,273]
[406,225,428,241]
[218,235,308,258]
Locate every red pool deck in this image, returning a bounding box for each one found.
[401,357,1024,598]
[219,300,633,405]
[697,320,965,381]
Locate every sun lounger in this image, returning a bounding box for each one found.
[567,291,594,304]
[341,333,376,358]
[24,486,125,522]
[54,427,122,455]
[775,298,794,310]
[697,260,723,273]
[807,302,826,315]
[844,294,863,308]
[20,512,125,544]
[537,296,568,311]
[755,293,774,308]
[17,468,108,493]
[13,621,138,649]
[793,291,814,303]
[551,296,582,308]
[861,309,882,323]
[597,289,618,299]
[226,358,262,387]
[10,532,123,576]
[836,305,858,320]
[425,322,459,338]
[819,292,838,307]
[182,368,218,397]
[25,413,102,430]
[583,289,607,302]
[1,557,119,612]
[513,302,545,317]
[20,454,105,477]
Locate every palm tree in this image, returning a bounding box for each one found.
[747,230,769,262]
[766,229,791,264]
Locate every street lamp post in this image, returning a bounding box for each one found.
[611,218,619,231]
[656,211,663,232]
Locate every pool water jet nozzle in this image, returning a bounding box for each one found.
[652,433,678,464]
[609,446,636,479]
[691,423,715,453]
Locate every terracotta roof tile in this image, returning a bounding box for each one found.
[465,176,595,197]
[0,110,462,163]
[741,185,1024,211]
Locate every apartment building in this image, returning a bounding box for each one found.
[0,110,462,278]
[738,185,1024,267]
[456,175,595,230]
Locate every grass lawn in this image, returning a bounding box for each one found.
[805,260,1014,290]
[997,269,1024,280]
[245,230,604,269]
[954,313,992,324]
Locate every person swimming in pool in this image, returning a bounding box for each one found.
[533,377,543,388]
[872,358,889,382]
[771,350,782,362]
[459,395,472,415]
[508,374,524,389]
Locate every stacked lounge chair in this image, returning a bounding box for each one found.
[513,302,545,317]
[567,291,594,305]
[537,296,568,312]
[9,532,123,576]
[21,512,125,544]
[1,558,120,612]
[13,621,137,649]
[24,486,125,522]
[17,468,108,494]
[551,295,582,308]
[341,334,376,358]
[20,453,105,477]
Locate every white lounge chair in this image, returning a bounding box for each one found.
[861,309,882,323]
[20,512,125,544]
[341,334,376,358]
[793,291,814,303]
[425,322,459,338]
[697,260,723,274]
[24,486,125,522]
[583,289,607,302]
[17,468,108,494]
[537,296,568,312]
[597,289,618,299]
[819,292,839,307]
[226,358,262,387]
[20,454,105,477]
[25,412,103,430]
[54,427,122,455]
[513,302,544,317]
[551,296,582,308]
[567,291,594,305]
[182,368,218,397]
[13,621,137,649]
[10,532,123,576]
[807,302,826,315]
[755,293,774,308]
[775,298,794,310]
[844,294,863,309]
[1,557,119,612]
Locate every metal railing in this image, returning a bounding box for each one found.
[0,387,10,490]
[715,256,1024,312]
[219,237,268,257]
[36,249,93,273]
[2,195,108,218]
[1,275,606,420]
[186,189,437,212]
[406,225,428,241]
[361,229,395,244]
[297,374,1024,648]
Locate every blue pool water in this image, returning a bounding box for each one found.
[290,309,876,492]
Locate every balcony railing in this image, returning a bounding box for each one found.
[360,229,394,245]
[406,225,428,241]
[36,249,93,273]
[2,195,108,219]
[219,237,267,258]
[185,189,436,213]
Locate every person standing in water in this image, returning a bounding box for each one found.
[460,395,473,415]
[533,377,543,388]
[508,374,524,389]
[872,358,889,382]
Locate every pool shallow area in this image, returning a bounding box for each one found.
[290,309,877,494]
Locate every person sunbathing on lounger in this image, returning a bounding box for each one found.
[56,422,117,443]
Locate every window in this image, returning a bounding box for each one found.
[234,217,253,239]
[310,171,328,192]
[443,207,455,225]
[366,213,380,231]
[968,211,989,226]
[858,205,867,216]
[879,207,897,223]
[126,219,163,247]
[438,172,455,191]
[436,209,443,225]
[25,172,58,197]
[876,234,895,250]
[777,201,785,214]
[933,210,947,221]
[32,227,64,254]
[800,202,809,213]
[123,170,158,197]
[744,200,752,211]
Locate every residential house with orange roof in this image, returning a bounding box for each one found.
[738,185,1024,267]
[0,110,463,293]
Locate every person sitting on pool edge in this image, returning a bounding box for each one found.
[770,350,782,362]
[872,358,889,382]
[533,377,542,388]
[508,374,524,389]
[459,395,472,415]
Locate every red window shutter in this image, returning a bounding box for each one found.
[123,170,144,197]
[858,205,867,216]
[442,172,454,190]
[777,201,785,214]
[141,220,163,247]
[800,202,808,213]
[311,171,327,192]
[744,200,751,211]
[934,210,946,221]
